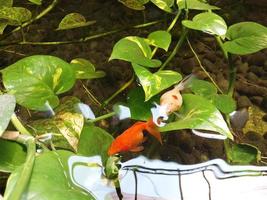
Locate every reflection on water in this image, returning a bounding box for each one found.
[68,155,267,200]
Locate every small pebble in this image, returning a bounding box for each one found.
[237,62,249,74]
[261,96,267,111]
[237,95,252,109]
[246,72,259,83]
[245,131,262,141]
[250,96,263,106]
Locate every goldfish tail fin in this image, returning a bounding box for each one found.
[175,74,196,91]
[146,119,162,144]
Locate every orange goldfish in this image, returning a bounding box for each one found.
[108,119,162,156]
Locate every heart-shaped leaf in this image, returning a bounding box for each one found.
[223,22,267,55]
[109,36,161,68]
[0,138,26,172]
[150,0,174,13]
[226,142,260,165]
[188,79,217,98]
[0,7,31,26]
[0,94,16,136]
[4,150,94,200]
[146,30,171,51]
[0,0,13,34]
[127,87,159,121]
[29,97,84,152]
[70,58,105,79]
[212,94,236,114]
[27,0,42,5]
[132,64,182,101]
[118,0,149,10]
[57,13,96,30]
[177,0,220,10]
[1,55,75,111]
[160,94,233,139]
[78,125,113,164]
[182,12,227,37]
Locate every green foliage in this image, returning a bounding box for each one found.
[132,63,182,101]
[182,12,227,37]
[127,87,159,121]
[70,58,106,79]
[226,142,261,165]
[223,22,267,55]
[146,30,172,51]
[4,150,94,200]
[109,36,161,68]
[160,94,233,139]
[1,55,75,111]
[150,0,174,13]
[0,7,31,26]
[188,79,217,98]
[212,94,236,114]
[57,13,96,30]
[177,0,220,10]
[0,94,16,136]
[29,97,84,151]
[0,0,13,34]
[0,139,26,172]
[27,0,42,5]
[118,0,149,10]
[78,124,113,164]
[104,156,120,180]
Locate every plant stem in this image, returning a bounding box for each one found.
[0,20,163,47]
[81,81,102,107]
[0,0,59,41]
[11,114,32,136]
[87,112,116,123]
[215,36,236,96]
[159,27,188,71]
[5,135,36,200]
[102,75,135,107]
[187,38,223,94]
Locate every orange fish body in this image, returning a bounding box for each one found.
[108,119,162,156]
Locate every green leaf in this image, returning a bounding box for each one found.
[1,55,75,111]
[0,7,31,26]
[227,142,260,165]
[177,0,220,10]
[0,139,26,172]
[4,150,94,200]
[212,94,236,114]
[70,58,105,79]
[147,30,171,51]
[182,12,227,37]
[78,125,113,164]
[109,36,161,68]
[29,97,84,152]
[150,0,174,13]
[132,64,182,101]
[160,94,233,139]
[57,13,96,30]
[0,94,16,136]
[0,0,13,34]
[223,22,267,55]
[127,87,159,121]
[0,0,13,7]
[188,79,217,98]
[118,0,149,10]
[27,0,42,5]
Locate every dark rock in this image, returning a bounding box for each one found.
[180,58,196,75]
[202,58,215,72]
[250,96,263,106]
[237,62,249,74]
[203,51,216,63]
[245,131,262,141]
[262,114,267,122]
[250,65,265,76]
[261,96,267,111]
[247,52,265,66]
[246,72,259,83]
[237,95,252,109]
